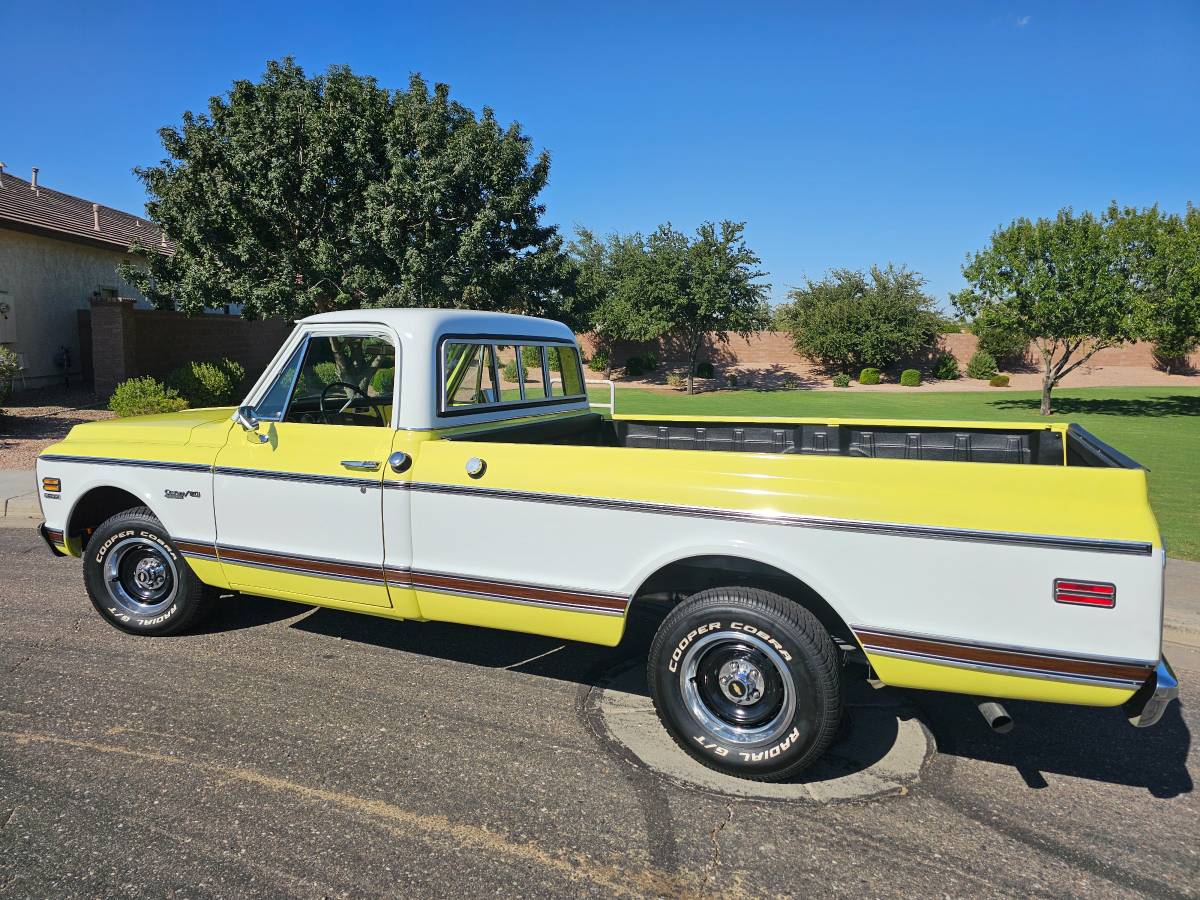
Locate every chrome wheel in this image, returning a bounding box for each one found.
[679,631,797,745]
[103,537,179,617]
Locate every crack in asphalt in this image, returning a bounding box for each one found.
[702,804,734,890]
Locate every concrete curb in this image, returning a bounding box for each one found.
[0,469,38,519]
[588,662,932,803]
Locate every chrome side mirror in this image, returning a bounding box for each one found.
[233,405,269,443]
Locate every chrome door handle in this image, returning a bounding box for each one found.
[341,460,380,471]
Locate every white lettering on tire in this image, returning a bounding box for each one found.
[667,621,722,673]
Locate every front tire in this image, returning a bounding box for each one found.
[648,586,842,781]
[83,507,215,636]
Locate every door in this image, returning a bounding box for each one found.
[213,329,397,609]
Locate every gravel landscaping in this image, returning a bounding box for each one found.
[0,387,114,469]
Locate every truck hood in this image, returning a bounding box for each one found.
[61,407,236,448]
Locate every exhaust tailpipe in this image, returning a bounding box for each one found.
[977,699,1014,734]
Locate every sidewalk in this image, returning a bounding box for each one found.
[1,466,1196,645]
[0,469,39,519]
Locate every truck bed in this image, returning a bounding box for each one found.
[450,412,1138,468]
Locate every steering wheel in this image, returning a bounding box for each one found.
[319,381,384,425]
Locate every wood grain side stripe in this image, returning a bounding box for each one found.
[854,627,1153,685]
[176,539,627,614]
[389,568,629,615]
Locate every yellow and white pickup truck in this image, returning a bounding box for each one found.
[36,308,1178,781]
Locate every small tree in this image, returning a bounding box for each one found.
[122,58,572,321]
[776,265,941,372]
[637,221,771,394]
[955,207,1144,415]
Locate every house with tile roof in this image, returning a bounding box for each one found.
[0,164,171,389]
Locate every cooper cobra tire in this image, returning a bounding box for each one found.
[82,507,216,636]
[648,586,842,782]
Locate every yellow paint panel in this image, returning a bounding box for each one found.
[222,561,394,611]
[414,590,626,646]
[867,653,1136,707]
[183,557,230,589]
[413,436,1160,548]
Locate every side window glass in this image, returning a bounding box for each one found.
[519,345,547,399]
[444,343,499,408]
[254,341,306,421]
[281,334,396,427]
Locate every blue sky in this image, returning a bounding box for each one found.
[3,1,1197,308]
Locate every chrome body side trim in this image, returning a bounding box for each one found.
[38,454,212,473]
[213,466,383,489]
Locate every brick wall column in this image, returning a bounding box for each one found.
[90,297,137,397]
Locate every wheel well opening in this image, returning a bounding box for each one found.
[633,555,855,646]
[68,487,145,548]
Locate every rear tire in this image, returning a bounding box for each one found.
[648,586,842,781]
[82,507,216,636]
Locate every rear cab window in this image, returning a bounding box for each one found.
[440,337,586,416]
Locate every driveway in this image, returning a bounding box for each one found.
[0,528,1195,897]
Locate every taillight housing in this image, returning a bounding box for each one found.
[1054,579,1116,608]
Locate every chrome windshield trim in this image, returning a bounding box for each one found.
[405,481,1154,556]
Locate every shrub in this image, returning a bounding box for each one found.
[665,373,686,389]
[900,368,921,387]
[587,348,609,373]
[694,361,715,378]
[858,367,881,385]
[502,359,519,383]
[776,265,941,372]
[971,315,1029,364]
[832,373,851,388]
[0,346,19,402]
[989,374,1011,387]
[1152,339,1198,375]
[966,350,998,380]
[109,377,189,418]
[313,360,339,385]
[642,352,659,371]
[164,358,246,407]
[727,373,740,388]
[371,366,395,396]
[624,356,645,377]
[932,352,959,380]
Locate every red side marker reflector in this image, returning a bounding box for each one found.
[1054,579,1116,608]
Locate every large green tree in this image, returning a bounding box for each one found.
[954,207,1145,415]
[1117,203,1200,373]
[567,227,662,377]
[776,265,941,374]
[121,58,571,320]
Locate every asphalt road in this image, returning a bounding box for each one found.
[1,527,1196,898]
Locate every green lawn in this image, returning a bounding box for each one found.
[588,385,1200,561]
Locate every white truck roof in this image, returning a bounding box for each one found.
[300,308,575,344]
[274,308,587,429]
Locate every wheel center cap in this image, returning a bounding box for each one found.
[717,659,765,706]
[133,557,167,591]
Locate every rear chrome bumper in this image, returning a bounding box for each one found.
[1125,659,1180,728]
